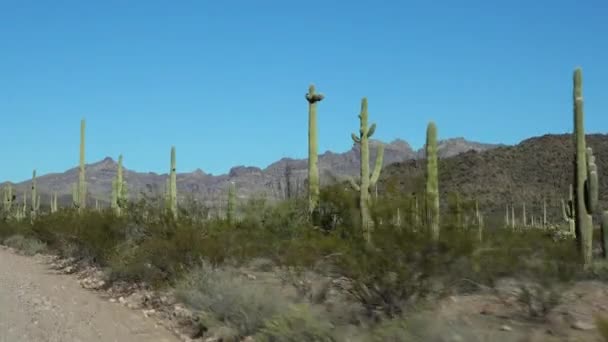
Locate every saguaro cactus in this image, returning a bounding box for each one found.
[572,68,598,267]
[426,122,440,241]
[306,85,324,216]
[50,192,58,213]
[167,146,178,218]
[227,181,236,223]
[30,170,40,220]
[73,119,87,211]
[348,98,384,242]
[561,184,576,235]
[111,155,128,216]
[3,184,13,212]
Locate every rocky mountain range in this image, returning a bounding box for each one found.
[378,133,608,227]
[1,138,502,209]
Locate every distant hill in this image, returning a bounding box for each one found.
[378,134,608,228]
[0,138,501,209]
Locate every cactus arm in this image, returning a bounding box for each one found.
[367,123,376,138]
[346,177,361,192]
[562,199,572,221]
[351,133,361,144]
[369,144,385,187]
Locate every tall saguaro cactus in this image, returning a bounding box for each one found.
[50,192,58,213]
[426,122,440,241]
[111,155,128,216]
[30,170,40,220]
[167,146,178,218]
[306,85,324,216]
[349,97,385,242]
[3,184,13,212]
[561,184,576,235]
[227,181,236,224]
[572,67,598,268]
[73,119,87,211]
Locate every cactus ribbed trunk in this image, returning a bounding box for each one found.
[306,85,323,217]
[227,181,236,223]
[573,68,597,268]
[112,155,127,216]
[50,192,58,213]
[78,119,86,211]
[349,98,384,243]
[511,205,515,229]
[31,170,39,220]
[169,146,178,218]
[425,122,440,241]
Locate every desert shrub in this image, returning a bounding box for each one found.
[596,315,608,341]
[367,313,487,342]
[108,222,207,286]
[256,304,335,342]
[517,283,563,320]
[175,261,288,337]
[3,234,47,255]
[31,209,126,265]
[334,226,478,320]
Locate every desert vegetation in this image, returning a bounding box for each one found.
[1,67,608,341]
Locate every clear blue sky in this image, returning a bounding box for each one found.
[1,0,607,182]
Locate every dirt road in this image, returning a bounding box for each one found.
[0,247,179,342]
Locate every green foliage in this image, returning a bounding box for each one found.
[596,315,608,342]
[256,304,335,342]
[3,234,47,256]
[175,262,288,337]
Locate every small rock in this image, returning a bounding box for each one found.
[142,309,156,317]
[571,320,595,331]
[500,325,512,331]
[246,273,257,280]
[118,296,126,304]
[109,298,116,303]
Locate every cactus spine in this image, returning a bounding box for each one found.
[111,155,128,216]
[425,122,440,241]
[73,119,86,211]
[227,181,236,223]
[572,68,598,267]
[306,85,324,216]
[349,98,385,242]
[168,146,178,218]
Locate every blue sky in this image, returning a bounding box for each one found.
[1,0,607,182]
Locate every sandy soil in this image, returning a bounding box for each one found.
[0,247,179,342]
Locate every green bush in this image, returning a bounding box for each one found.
[3,234,47,256]
[175,262,288,337]
[256,304,336,342]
